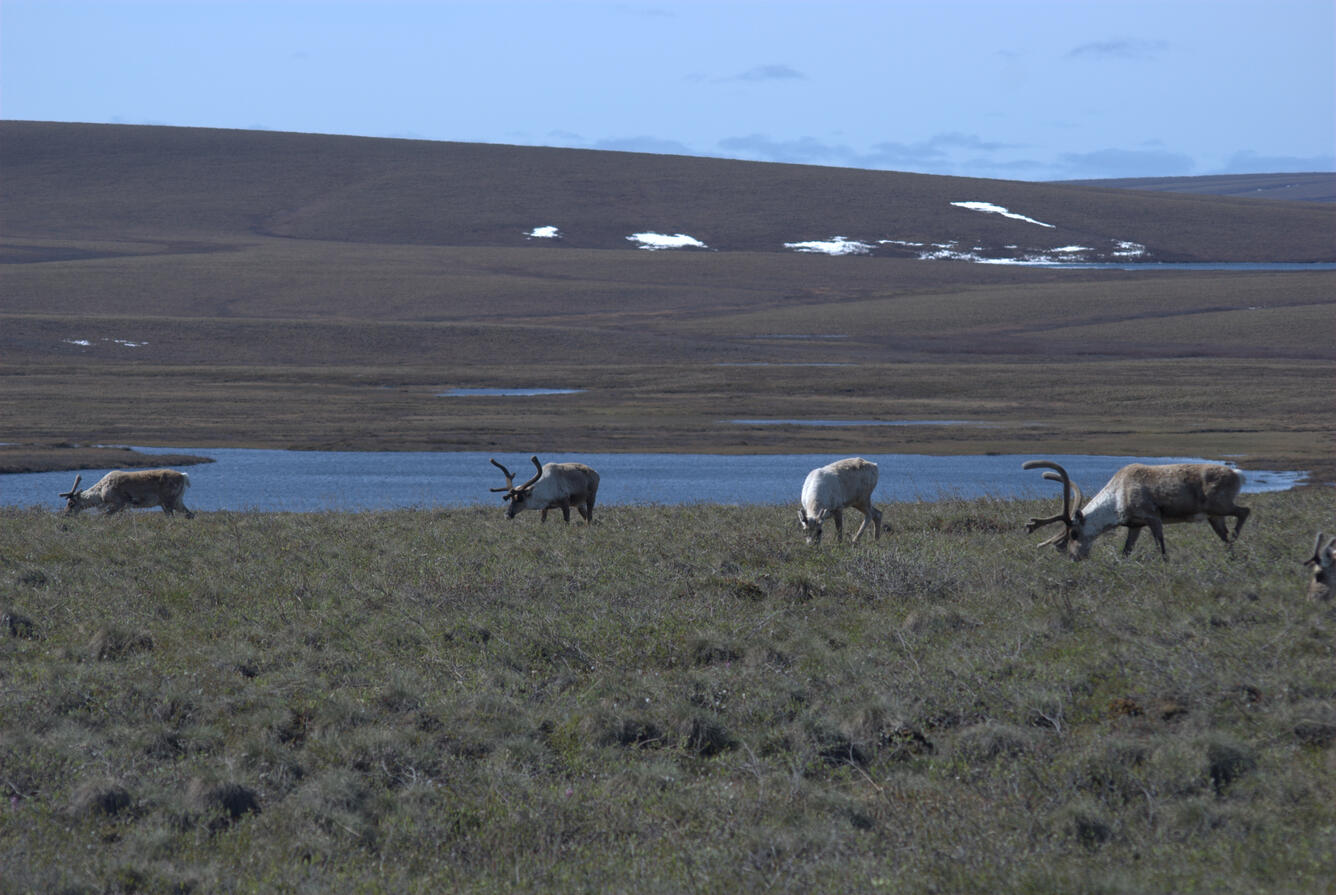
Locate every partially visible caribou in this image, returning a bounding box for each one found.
[1022,460,1249,560]
[797,457,884,545]
[490,455,599,523]
[59,469,195,518]
[1305,532,1335,601]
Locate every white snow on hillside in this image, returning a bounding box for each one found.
[950,201,1055,229]
[63,337,147,348]
[627,232,707,250]
[538,218,1159,265]
[784,236,873,255]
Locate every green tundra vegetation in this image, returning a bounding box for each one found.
[2,489,1333,894]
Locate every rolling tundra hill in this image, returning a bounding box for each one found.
[3,120,1333,262]
[1057,172,1336,203]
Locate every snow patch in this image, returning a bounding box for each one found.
[63,337,148,348]
[951,201,1055,229]
[527,225,561,239]
[627,232,707,250]
[784,236,872,256]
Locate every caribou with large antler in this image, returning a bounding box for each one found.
[489,455,600,523]
[59,469,195,518]
[1304,532,1335,601]
[1021,460,1249,560]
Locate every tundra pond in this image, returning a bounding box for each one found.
[0,448,1304,513]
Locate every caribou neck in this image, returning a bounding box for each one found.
[1075,483,1122,537]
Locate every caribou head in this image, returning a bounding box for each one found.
[1305,532,1335,601]
[1022,460,1091,559]
[58,474,86,516]
[490,455,545,519]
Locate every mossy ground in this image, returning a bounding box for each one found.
[2,489,1332,893]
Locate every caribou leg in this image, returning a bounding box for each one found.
[1230,506,1250,541]
[1121,526,1143,556]
[1147,518,1168,557]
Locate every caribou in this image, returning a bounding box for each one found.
[797,457,884,545]
[1021,460,1249,560]
[490,455,599,523]
[59,469,195,518]
[1304,532,1335,601]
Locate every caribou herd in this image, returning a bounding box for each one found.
[53,455,1327,596]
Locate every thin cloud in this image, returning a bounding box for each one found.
[717,134,853,165]
[1217,150,1336,174]
[728,64,806,82]
[1056,147,1195,179]
[1068,38,1169,60]
[591,136,701,157]
[718,132,1022,173]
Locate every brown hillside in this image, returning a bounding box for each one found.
[3,121,1333,262]
[1058,172,1336,203]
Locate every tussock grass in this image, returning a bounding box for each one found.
[1,490,1333,893]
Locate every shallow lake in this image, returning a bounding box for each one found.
[2,448,1305,513]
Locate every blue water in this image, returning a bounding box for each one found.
[2,448,1305,513]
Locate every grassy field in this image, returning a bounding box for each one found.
[2,489,1333,893]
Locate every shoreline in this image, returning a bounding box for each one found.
[0,444,214,475]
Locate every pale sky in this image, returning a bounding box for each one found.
[3,0,1333,180]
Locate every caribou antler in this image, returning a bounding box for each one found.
[1306,532,1335,567]
[1021,461,1082,537]
[490,456,545,494]
[489,458,515,493]
[58,474,83,500]
[1042,470,1083,516]
[516,456,544,491]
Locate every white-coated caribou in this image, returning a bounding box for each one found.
[1304,532,1335,601]
[797,457,884,545]
[1022,460,1249,560]
[490,455,599,523]
[59,469,195,518]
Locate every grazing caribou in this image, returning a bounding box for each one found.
[490,455,599,523]
[797,457,884,545]
[1022,460,1248,560]
[1305,532,1335,601]
[59,469,195,518]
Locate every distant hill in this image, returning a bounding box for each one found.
[1056,173,1336,203]
[2,121,1333,263]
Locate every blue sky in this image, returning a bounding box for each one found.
[3,0,1333,181]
